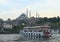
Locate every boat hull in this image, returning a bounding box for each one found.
[21,32,51,37]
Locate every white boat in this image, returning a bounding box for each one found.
[20,26,52,37]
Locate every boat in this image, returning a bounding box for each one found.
[20,25,52,37]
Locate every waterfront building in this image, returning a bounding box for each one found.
[3,23,13,29]
[0,19,3,30]
[3,20,13,29]
[51,29,60,34]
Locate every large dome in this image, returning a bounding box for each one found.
[20,13,27,17]
[17,13,28,20]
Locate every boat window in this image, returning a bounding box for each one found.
[54,30,57,31]
[26,33,28,35]
[29,30,32,32]
[29,33,30,35]
[39,30,42,32]
[39,34,40,36]
[24,30,27,32]
[31,33,32,35]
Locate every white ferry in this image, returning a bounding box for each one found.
[20,25,52,37]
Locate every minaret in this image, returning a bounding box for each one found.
[26,8,28,17]
[36,12,38,18]
[38,13,39,18]
[36,12,40,18]
[29,11,31,18]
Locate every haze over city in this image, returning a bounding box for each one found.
[0,0,60,20]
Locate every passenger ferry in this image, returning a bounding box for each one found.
[20,25,52,37]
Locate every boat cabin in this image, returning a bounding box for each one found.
[22,25,51,37]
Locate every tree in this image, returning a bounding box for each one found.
[13,23,26,31]
[51,22,60,29]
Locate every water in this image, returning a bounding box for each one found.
[0,34,60,42]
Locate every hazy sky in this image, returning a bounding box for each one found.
[0,0,60,20]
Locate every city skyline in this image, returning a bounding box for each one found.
[0,0,60,20]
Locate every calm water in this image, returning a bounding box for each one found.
[0,34,60,42]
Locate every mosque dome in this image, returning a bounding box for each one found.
[17,13,28,20]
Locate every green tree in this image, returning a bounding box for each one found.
[13,23,26,31]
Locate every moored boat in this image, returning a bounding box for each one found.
[20,26,52,37]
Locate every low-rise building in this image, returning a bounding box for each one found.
[51,29,60,34]
[0,19,3,30]
[3,23,13,29]
[3,20,13,29]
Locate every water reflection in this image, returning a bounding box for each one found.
[0,34,60,42]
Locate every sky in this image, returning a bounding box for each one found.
[0,0,60,20]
